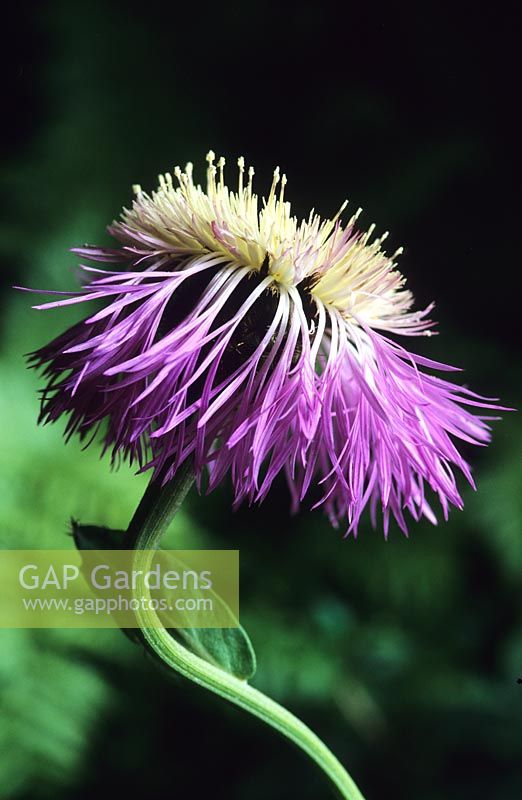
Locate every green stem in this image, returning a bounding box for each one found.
[127,466,366,800]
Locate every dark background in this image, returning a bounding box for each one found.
[1,2,520,799]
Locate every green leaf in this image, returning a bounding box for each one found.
[70,520,126,550]
[71,522,256,680]
[170,625,256,681]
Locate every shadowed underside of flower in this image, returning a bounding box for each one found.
[24,152,503,535]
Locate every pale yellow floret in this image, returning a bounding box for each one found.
[116,152,419,329]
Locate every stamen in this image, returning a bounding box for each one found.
[279,173,287,204]
[331,199,349,225]
[349,207,363,226]
[237,156,245,194]
[268,167,280,205]
[247,166,255,194]
[217,156,226,188]
[206,150,216,194]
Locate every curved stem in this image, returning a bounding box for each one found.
[127,467,366,800]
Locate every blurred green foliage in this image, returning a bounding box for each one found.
[1,2,520,799]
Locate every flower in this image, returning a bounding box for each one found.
[24,152,503,535]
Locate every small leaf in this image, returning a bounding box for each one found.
[70,520,125,550]
[171,626,256,680]
[71,522,257,680]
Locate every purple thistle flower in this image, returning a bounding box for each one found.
[23,152,504,536]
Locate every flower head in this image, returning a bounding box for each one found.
[25,152,503,535]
